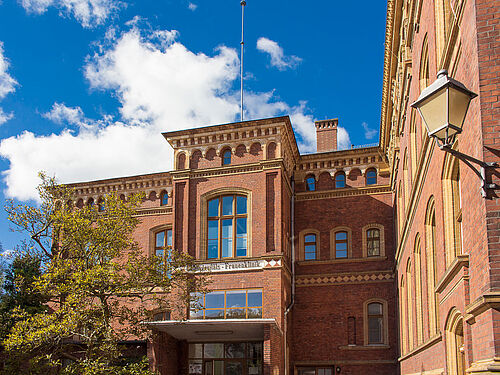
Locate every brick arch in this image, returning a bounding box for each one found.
[190,149,203,169]
[317,171,333,190]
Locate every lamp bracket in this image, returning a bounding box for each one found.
[437,140,498,198]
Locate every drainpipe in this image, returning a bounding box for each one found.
[284,175,296,375]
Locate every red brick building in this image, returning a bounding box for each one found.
[67,0,499,373]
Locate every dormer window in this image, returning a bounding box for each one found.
[222,149,231,165]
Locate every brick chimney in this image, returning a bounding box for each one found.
[315,119,338,152]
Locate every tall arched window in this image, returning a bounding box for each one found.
[406,260,414,350]
[443,154,462,267]
[434,2,453,61]
[305,176,316,191]
[335,172,346,188]
[398,181,405,236]
[400,277,408,354]
[155,228,173,268]
[410,111,418,178]
[207,195,248,259]
[425,196,439,336]
[366,169,377,185]
[414,235,424,345]
[403,150,410,207]
[419,35,430,93]
[304,234,317,260]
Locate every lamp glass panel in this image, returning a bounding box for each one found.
[449,87,471,129]
[417,88,447,135]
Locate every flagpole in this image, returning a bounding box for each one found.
[240,0,246,121]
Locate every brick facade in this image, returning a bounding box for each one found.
[65,0,499,373]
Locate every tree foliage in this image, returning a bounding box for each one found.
[2,173,207,374]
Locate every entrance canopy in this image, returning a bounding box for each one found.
[145,319,277,341]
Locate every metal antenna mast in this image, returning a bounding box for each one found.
[240,0,246,121]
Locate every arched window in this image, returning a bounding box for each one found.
[87,198,94,207]
[400,277,408,354]
[335,172,346,188]
[335,231,348,258]
[425,196,439,336]
[207,195,248,259]
[304,234,317,260]
[305,176,316,191]
[97,198,105,212]
[403,150,410,207]
[367,228,380,257]
[177,152,186,170]
[406,260,414,350]
[419,35,430,92]
[443,154,462,267]
[155,228,173,270]
[414,235,424,345]
[367,303,384,344]
[222,149,231,165]
[366,169,377,185]
[160,191,169,206]
[364,300,388,346]
[76,198,84,209]
[410,111,418,178]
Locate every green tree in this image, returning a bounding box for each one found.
[3,173,207,374]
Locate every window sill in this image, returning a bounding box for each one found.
[435,254,469,293]
[297,256,387,265]
[339,344,390,350]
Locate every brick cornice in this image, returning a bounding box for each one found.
[170,160,284,180]
[295,185,391,201]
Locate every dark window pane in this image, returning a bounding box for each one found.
[306,177,315,191]
[208,220,219,240]
[336,232,347,240]
[236,238,247,257]
[336,243,347,251]
[368,317,383,343]
[297,369,316,375]
[225,343,246,358]
[304,234,316,243]
[367,170,377,185]
[247,342,263,360]
[236,218,247,235]
[368,303,383,315]
[236,196,247,214]
[204,343,224,358]
[156,231,165,247]
[189,343,203,359]
[222,238,233,258]
[247,290,262,307]
[336,250,347,258]
[222,196,234,216]
[208,198,219,217]
[205,292,225,309]
[208,240,218,259]
[225,361,242,375]
[205,309,225,319]
[161,193,169,205]
[304,252,316,261]
[335,173,346,188]
[226,291,246,308]
[223,150,231,165]
[247,307,262,318]
[222,219,233,238]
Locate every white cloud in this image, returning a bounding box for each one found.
[337,126,351,150]
[0,42,17,125]
[188,2,197,11]
[256,37,301,71]
[19,0,123,28]
[0,27,349,201]
[362,121,377,140]
[43,102,85,126]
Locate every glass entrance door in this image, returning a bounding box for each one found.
[189,342,262,375]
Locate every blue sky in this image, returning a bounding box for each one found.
[0,0,387,252]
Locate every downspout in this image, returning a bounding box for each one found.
[284,175,296,375]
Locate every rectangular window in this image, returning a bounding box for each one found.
[155,229,173,263]
[190,289,263,320]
